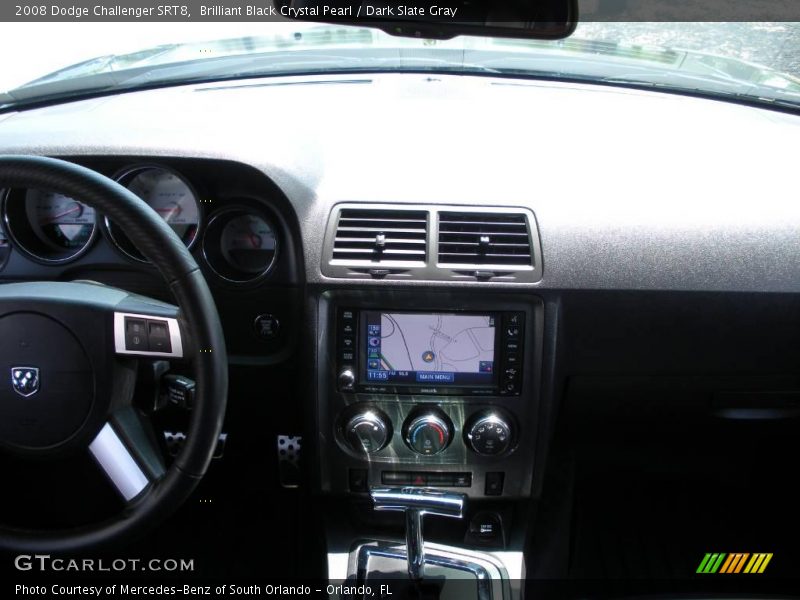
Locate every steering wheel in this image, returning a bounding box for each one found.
[0,156,228,552]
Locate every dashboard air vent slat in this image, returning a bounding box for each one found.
[332,209,428,263]
[437,212,532,267]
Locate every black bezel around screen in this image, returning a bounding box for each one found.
[358,310,501,390]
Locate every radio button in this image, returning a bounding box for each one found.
[504,313,524,326]
[505,353,520,366]
[341,336,355,350]
[338,368,356,391]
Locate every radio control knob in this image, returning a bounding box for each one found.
[338,368,356,391]
[344,409,391,454]
[465,411,514,456]
[404,410,453,456]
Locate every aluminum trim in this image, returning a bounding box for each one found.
[113,311,184,358]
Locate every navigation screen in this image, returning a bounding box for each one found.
[362,311,497,387]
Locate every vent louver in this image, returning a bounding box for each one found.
[437,212,532,267]
[332,208,428,264]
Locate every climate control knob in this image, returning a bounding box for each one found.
[465,411,514,456]
[403,409,453,456]
[344,409,392,454]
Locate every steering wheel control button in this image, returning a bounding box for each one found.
[124,318,149,351]
[466,410,515,457]
[403,409,453,456]
[114,312,184,358]
[253,313,280,340]
[147,320,172,353]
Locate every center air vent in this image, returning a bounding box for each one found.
[332,208,428,264]
[437,212,532,267]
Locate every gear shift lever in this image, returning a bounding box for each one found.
[371,487,467,581]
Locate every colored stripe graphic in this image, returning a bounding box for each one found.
[744,553,773,574]
[719,553,748,573]
[698,552,772,574]
[697,553,727,573]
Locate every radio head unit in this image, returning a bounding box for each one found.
[337,309,524,396]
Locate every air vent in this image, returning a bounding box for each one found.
[437,212,532,267]
[332,208,428,264]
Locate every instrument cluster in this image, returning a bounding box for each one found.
[0,163,279,283]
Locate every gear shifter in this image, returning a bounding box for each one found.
[371,487,466,581]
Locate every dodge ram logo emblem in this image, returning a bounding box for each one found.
[11,367,40,397]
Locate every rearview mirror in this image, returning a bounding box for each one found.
[274,1,578,40]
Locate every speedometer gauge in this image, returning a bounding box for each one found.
[2,188,97,263]
[26,190,96,251]
[105,165,201,262]
[202,208,278,283]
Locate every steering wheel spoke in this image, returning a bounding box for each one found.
[89,408,166,503]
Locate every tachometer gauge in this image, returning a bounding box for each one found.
[105,165,201,262]
[2,188,97,263]
[202,208,278,283]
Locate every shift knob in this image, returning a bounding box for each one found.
[371,487,466,581]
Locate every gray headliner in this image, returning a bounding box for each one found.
[0,72,798,293]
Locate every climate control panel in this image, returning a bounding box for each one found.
[337,404,516,459]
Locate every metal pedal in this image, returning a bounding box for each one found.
[277,435,302,488]
[163,431,227,459]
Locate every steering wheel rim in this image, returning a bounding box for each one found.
[0,155,228,552]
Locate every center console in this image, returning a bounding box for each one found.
[313,289,543,500]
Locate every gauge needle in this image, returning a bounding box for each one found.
[247,231,261,249]
[42,203,82,224]
[154,205,181,222]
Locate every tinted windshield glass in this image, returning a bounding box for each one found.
[1,21,799,109]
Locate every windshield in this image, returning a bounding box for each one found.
[2,21,799,110]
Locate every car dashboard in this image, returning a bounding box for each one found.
[1,71,800,586]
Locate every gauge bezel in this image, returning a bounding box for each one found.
[201,205,279,284]
[104,164,203,263]
[1,187,98,265]
[0,215,9,272]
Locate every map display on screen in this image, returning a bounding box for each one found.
[363,312,496,386]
